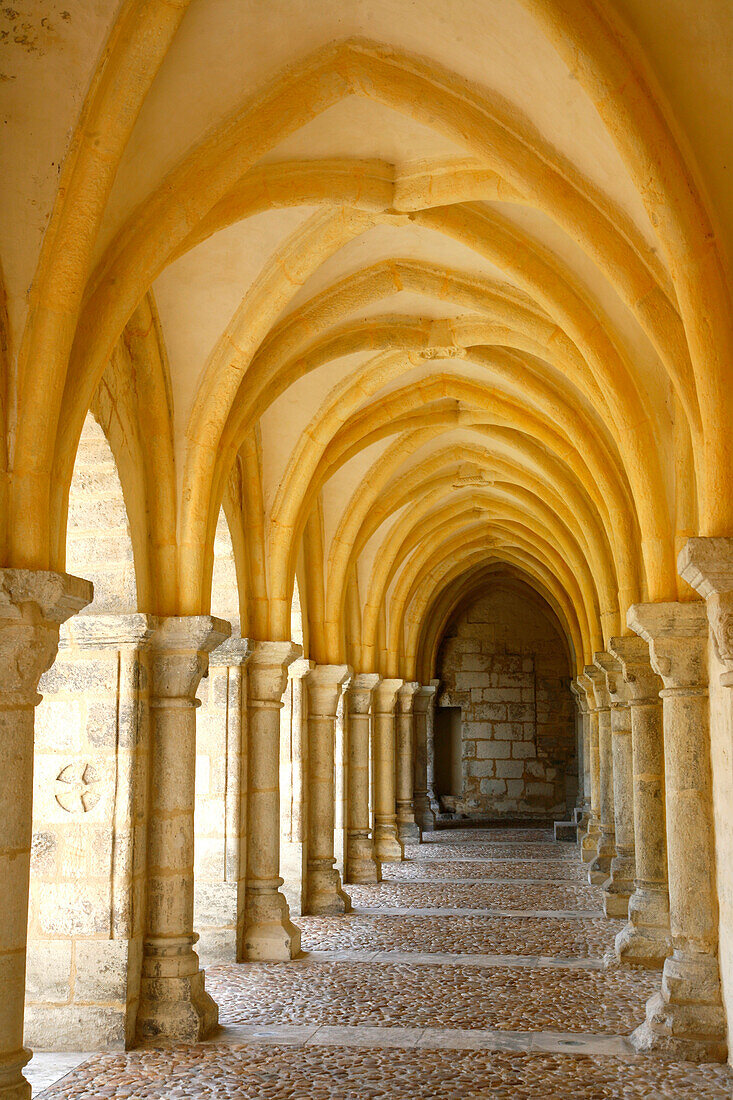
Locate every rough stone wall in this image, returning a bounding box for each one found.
[435,585,575,819]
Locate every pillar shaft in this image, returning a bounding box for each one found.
[372,678,404,862]
[628,602,726,1063]
[136,616,230,1043]
[586,662,615,884]
[426,679,441,816]
[345,675,381,884]
[576,673,600,862]
[413,684,437,832]
[596,653,635,918]
[0,571,91,1100]
[304,665,352,914]
[244,641,302,961]
[395,682,420,844]
[609,636,670,968]
[571,681,591,834]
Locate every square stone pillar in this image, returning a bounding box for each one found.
[194,637,251,966]
[0,570,92,1100]
[27,613,156,1050]
[609,635,670,969]
[570,680,591,830]
[395,681,421,844]
[372,678,404,862]
[627,601,726,1063]
[304,665,352,915]
[426,678,441,817]
[345,674,382,884]
[596,652,635,919]
[585,662,616,884]
[244,640,302,961]
[413,684,438,833]
[136,615,230,1044]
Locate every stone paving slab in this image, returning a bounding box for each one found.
[36,1044,733,1099]
[412,843,576,860]
[207,959,659,1035]
[300,949,604,970]
[347,881,602,910]
[298,913,619,956]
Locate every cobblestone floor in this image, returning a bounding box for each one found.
[36,826,733,1098]
[38,1045,733,1100]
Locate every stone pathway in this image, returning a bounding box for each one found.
[34,827,733,1097]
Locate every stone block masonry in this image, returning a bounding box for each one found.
[435,588,576,819]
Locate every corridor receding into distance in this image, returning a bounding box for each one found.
[2,0,733,1097]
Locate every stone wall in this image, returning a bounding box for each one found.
[435,584,575,819]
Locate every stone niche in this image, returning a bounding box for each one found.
[435,581,575,820]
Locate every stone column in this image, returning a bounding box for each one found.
[595,653,635,918]
[609,636,671,968]
[136,616,230,1043]
[244,640,302,961]
[194,636,251,966]
[0,570,92,1100]
[570,680,591,831]
[395,681,421,844]
[586,662,616,884]
[627,602,726,1062]
[413,684,438,832]
[576,673,600,862]
[426,679,441,817]
[304,665,352,914]
[345,674,381,883]
[372,678,404,862]
[280,657,312,917]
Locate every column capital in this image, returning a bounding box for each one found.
[627,602,708,690]
[289,656,315,680]
[248,640,302,702]
[374,678,403,713]
[0,569,93,704]
[151,615,231,699]
[305,664,352,717]
[679,536,733,687]
[594,650,627,706]
[584,662,610,709]
[608,635,663,704]
[347,673,381,714]
[570,679,589,712]
[208,634,252,668]
[575,673,595,710]
[397,680,420,712]
[413,682,438,714]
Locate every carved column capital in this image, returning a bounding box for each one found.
[627,602,708,691]
[247,640,302,703]
[374,678,403,714]
[413,682,438,715]
[574,674,594,711]
[347,673,381,714]
[397,680,419,714]
[594,651,626,705]
[305,664,352,717]
[150,615,231,700]
[608,635,663,704]
[584,663,610,710]
[208,634,252,669]
[679,536,733,688]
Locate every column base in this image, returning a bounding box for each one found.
[306,861,352,915]
[244,884,301,961]
[374,821,404,862]
[136,937,218,1043]
[602,854,635,918]
[414,796,436,832]
[615,885,671,968]
[588,837,615,883]
[345,833,382,883]
[397,820,421,844]
[579,825,600,863]
[0,1050,31,1100]
[629,954,727,1063]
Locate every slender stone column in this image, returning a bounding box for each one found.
[576,673,600,862]
[395,682,421,844]
[244,640,302,961]
[372,678,404,862]
[609,636,670,968]
[345,674,381,884]
[280,657,312,917]
[0,570,92,1100]
[426,678,441,817]
[586,662,615,884]
[413,684,438,832]
[136,616,230,1043]
[570,681,591,832]
[628,602,726,1062]
[595,653,635,918]
[304,665,352,914]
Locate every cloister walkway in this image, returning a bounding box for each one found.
[31,828,732,1098]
